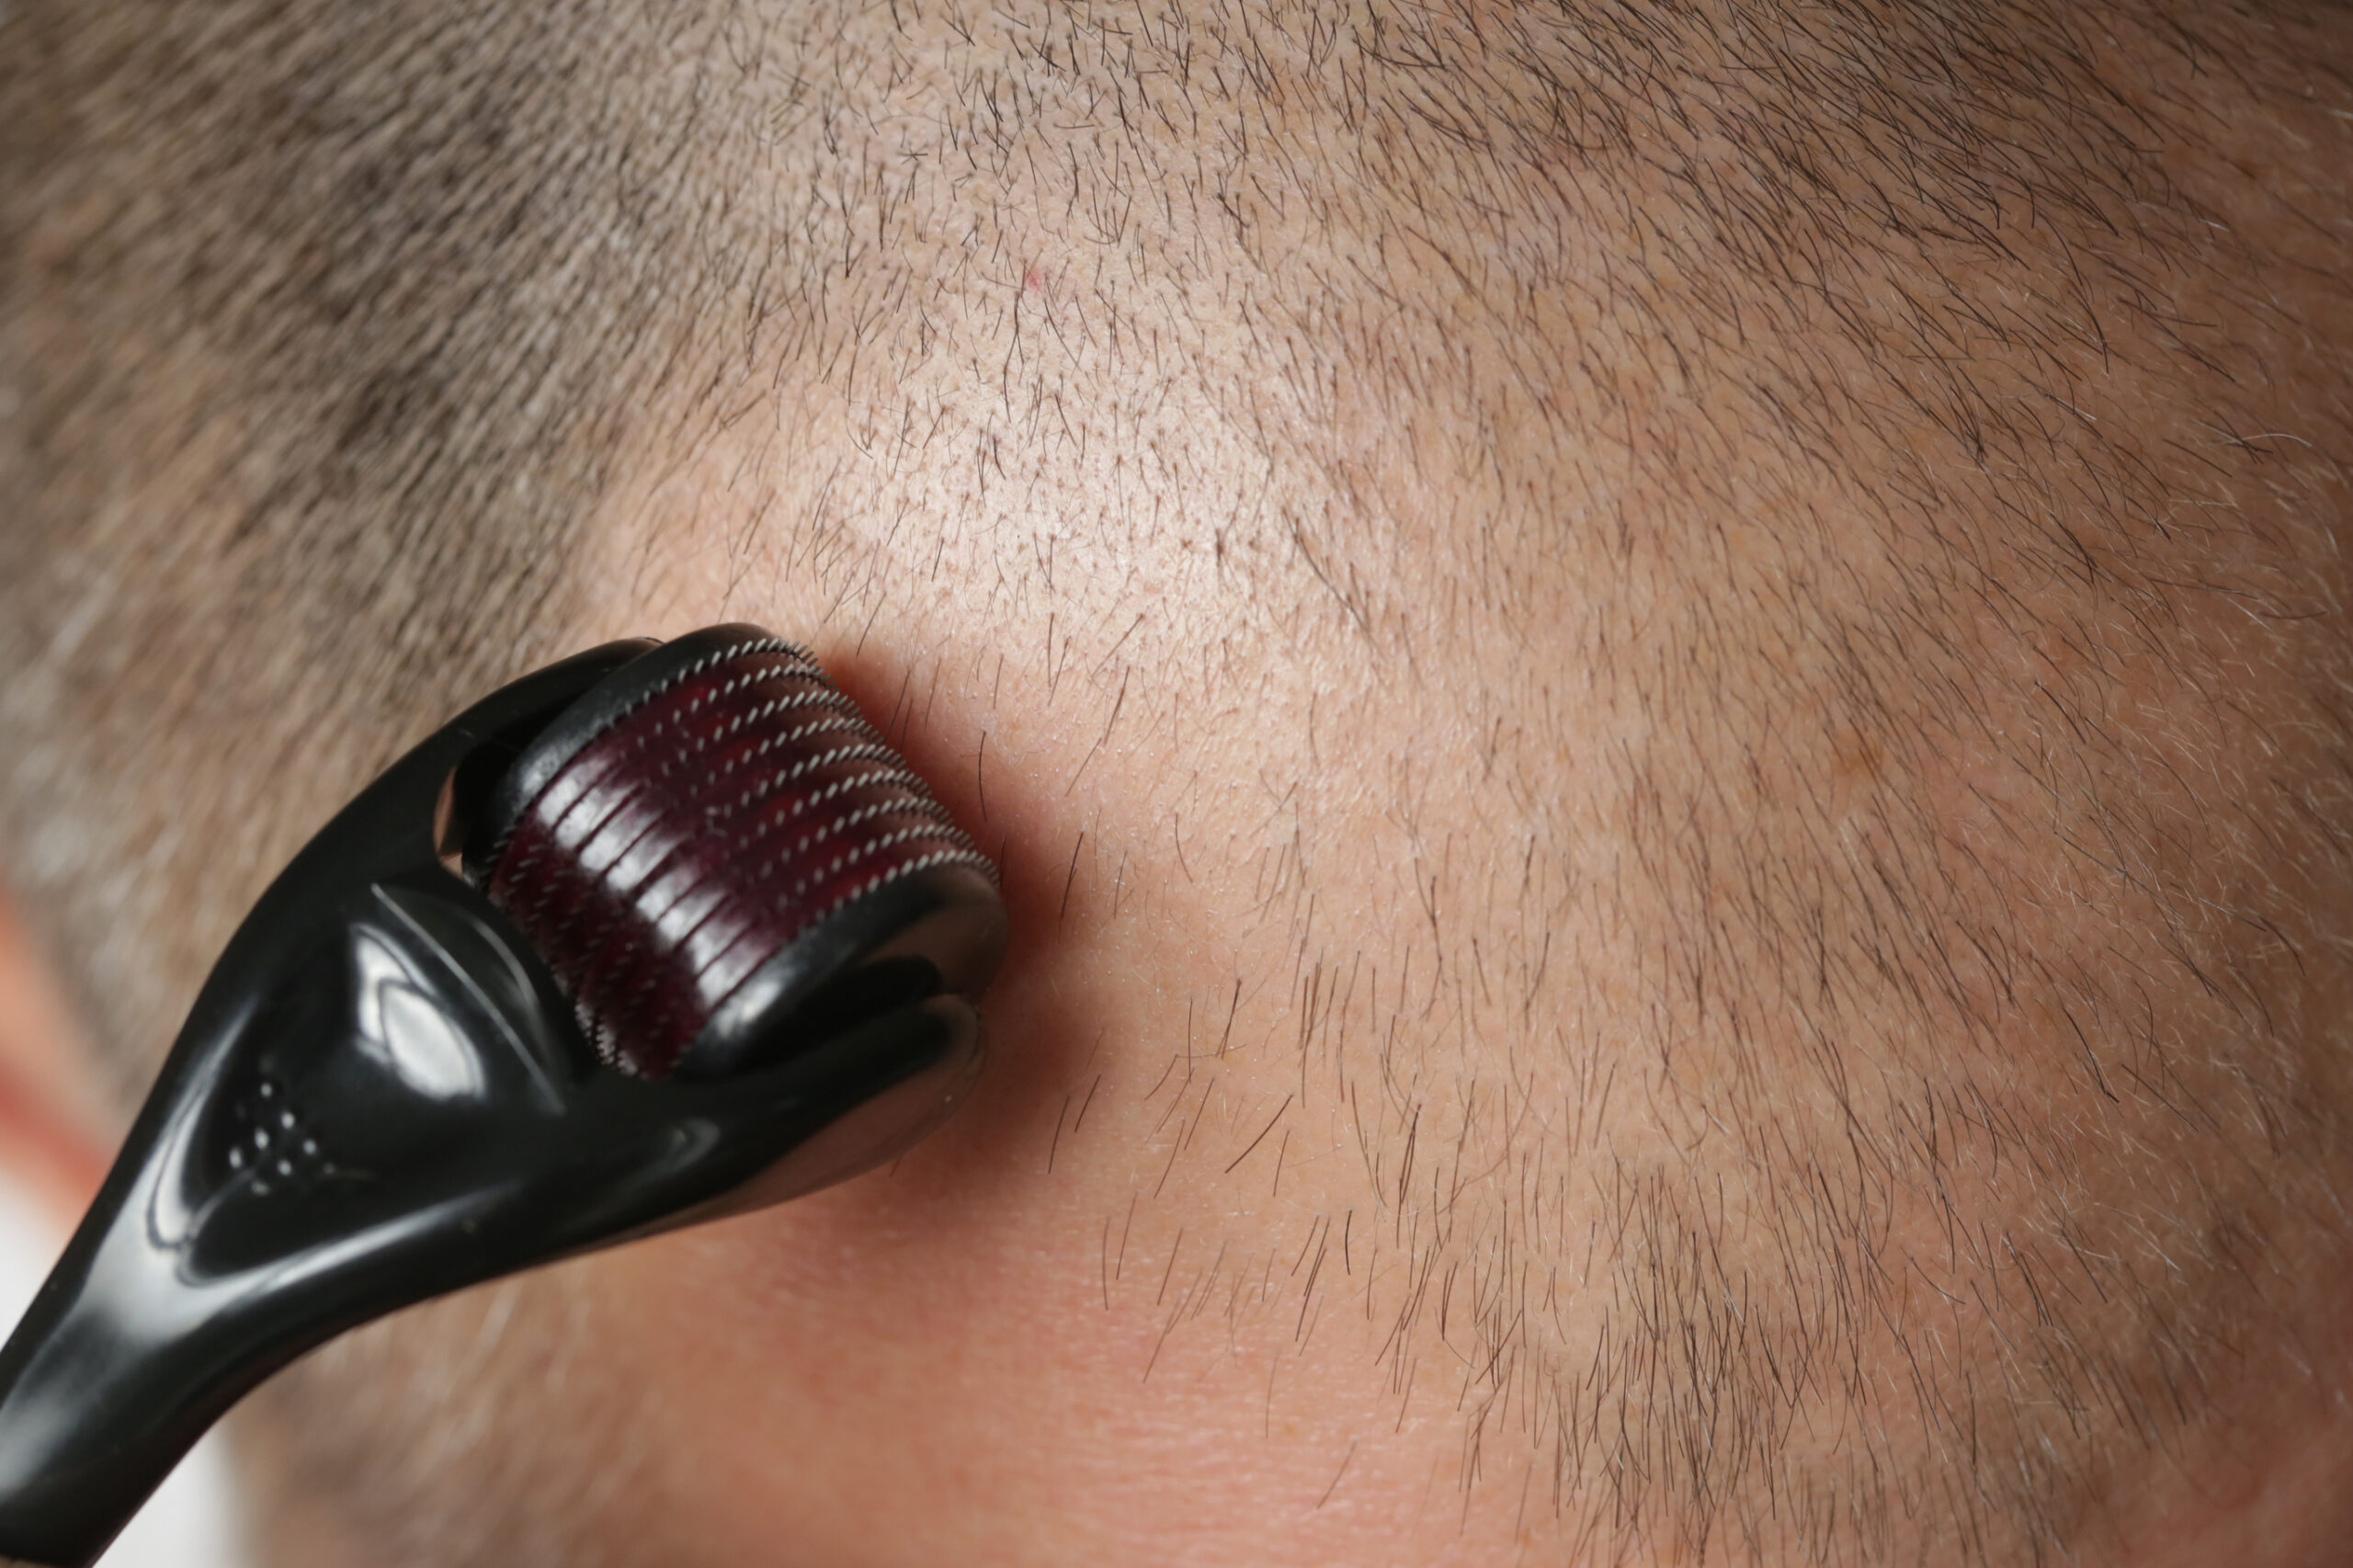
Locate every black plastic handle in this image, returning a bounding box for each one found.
[0,641,985,1567]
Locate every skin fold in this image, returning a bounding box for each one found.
[3,3,2353,1565]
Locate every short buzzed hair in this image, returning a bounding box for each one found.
[5,4,2353,1566]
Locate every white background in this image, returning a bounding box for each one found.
[0,1171,249,1568]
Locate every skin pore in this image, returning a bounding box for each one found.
[5,3,2353,1565]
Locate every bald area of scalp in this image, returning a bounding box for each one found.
[6,4,2353,1567]
[573,2,2353,1559]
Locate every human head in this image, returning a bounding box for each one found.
[3,3,2352,1564]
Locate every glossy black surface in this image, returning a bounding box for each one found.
[0,641,990,1568]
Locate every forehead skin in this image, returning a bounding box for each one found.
[7,3,2353,1566]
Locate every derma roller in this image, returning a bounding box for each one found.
[0,625,1007,1568]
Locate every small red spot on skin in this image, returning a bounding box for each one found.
[1024,268,1044,293]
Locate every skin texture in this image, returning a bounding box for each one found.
[4,3,2353,1565]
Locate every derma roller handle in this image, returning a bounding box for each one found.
[0,629,1006,1568]
[0,641,647,1565]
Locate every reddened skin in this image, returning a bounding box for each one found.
[0,889,110,1229]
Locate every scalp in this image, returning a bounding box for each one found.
[5,4,2353,1565]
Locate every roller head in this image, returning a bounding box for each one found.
[462,625,1006,1079]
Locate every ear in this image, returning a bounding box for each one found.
[0,885,114,1227]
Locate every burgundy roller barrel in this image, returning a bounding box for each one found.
[464,625,1006,1079]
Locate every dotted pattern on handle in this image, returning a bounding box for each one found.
[483,637,993,1076]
